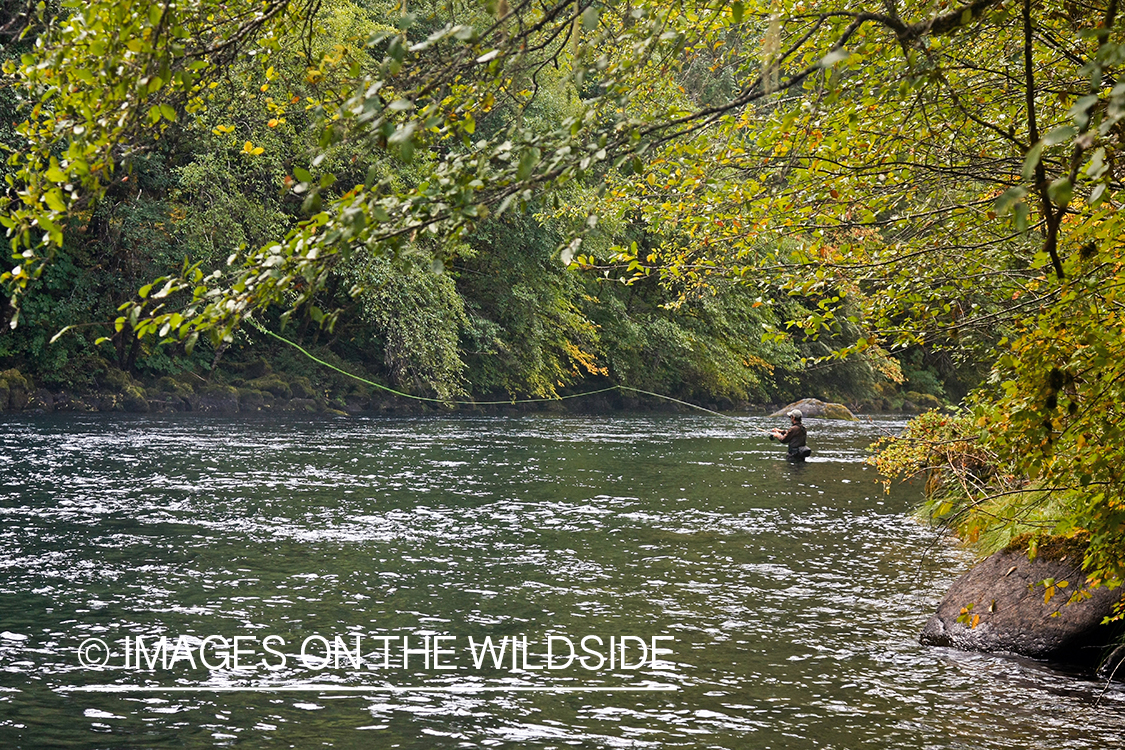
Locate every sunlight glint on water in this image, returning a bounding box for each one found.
[0,414,1121,749]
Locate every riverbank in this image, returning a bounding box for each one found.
[0,364,945,418]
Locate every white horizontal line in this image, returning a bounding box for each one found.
[60,684,678,694]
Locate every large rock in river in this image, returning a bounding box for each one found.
[920,539,1124,662]
[769,398,856,420]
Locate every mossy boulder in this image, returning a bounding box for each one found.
[0,368,31,411]
[156,376,195,399]
[237,388,265,411]
[289,377,315,400]
[97,394,124,412]
[823,402,857,420]
[92,368,149,412]
[904,390,942,411]
[99,368,133,391]
[247,376,291,400]
[769,398,856,420]
[855,398,894,414]
[1,368,29,389]
[122,385,150,413]
[281,397,319,413]
[192,384,240,413]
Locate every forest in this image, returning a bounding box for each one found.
[1,0,1123,591]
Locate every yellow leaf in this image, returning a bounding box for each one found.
[242,141,254,153]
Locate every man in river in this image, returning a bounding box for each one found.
[769,409,811,461]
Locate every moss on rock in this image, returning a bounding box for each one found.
[289,377,315,400]
[237,388,265,410]
[1005,533,1089,564]
[0,368,31,411]
[99,368,133,391]
[247,376,291,400]
[122,385,150,413]
[904,390,943,411]
[156,376,195,398]
[823,403,858,421]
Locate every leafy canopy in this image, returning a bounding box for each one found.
[5,1,1125,576]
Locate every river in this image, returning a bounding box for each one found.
[0,414,1121,748]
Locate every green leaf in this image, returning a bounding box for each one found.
[1022,142,1044,181]
[48,325,74,344]
[1090,182,1107,207]
[387,121,416,144]
[517,147,541,180]
[43,189,67,212]
[995,186,1027,215]
[821,48,849,68]
[1014,202,1029,232]
[1085,148,1108,179]
[582,6,599,31]
[1047,177,1073,205]
[1069,94,1100,120]
[1043,125,1077,146]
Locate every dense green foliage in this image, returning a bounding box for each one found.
[1,0,1124,584]
[0,0,864,404]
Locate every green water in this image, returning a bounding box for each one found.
[0,414,1121,748]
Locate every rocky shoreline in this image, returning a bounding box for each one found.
[0,367,728,416]
[0,364,946,418]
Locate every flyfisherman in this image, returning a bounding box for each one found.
[769,409,811,461]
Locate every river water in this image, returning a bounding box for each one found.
[0,414,1121,749]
